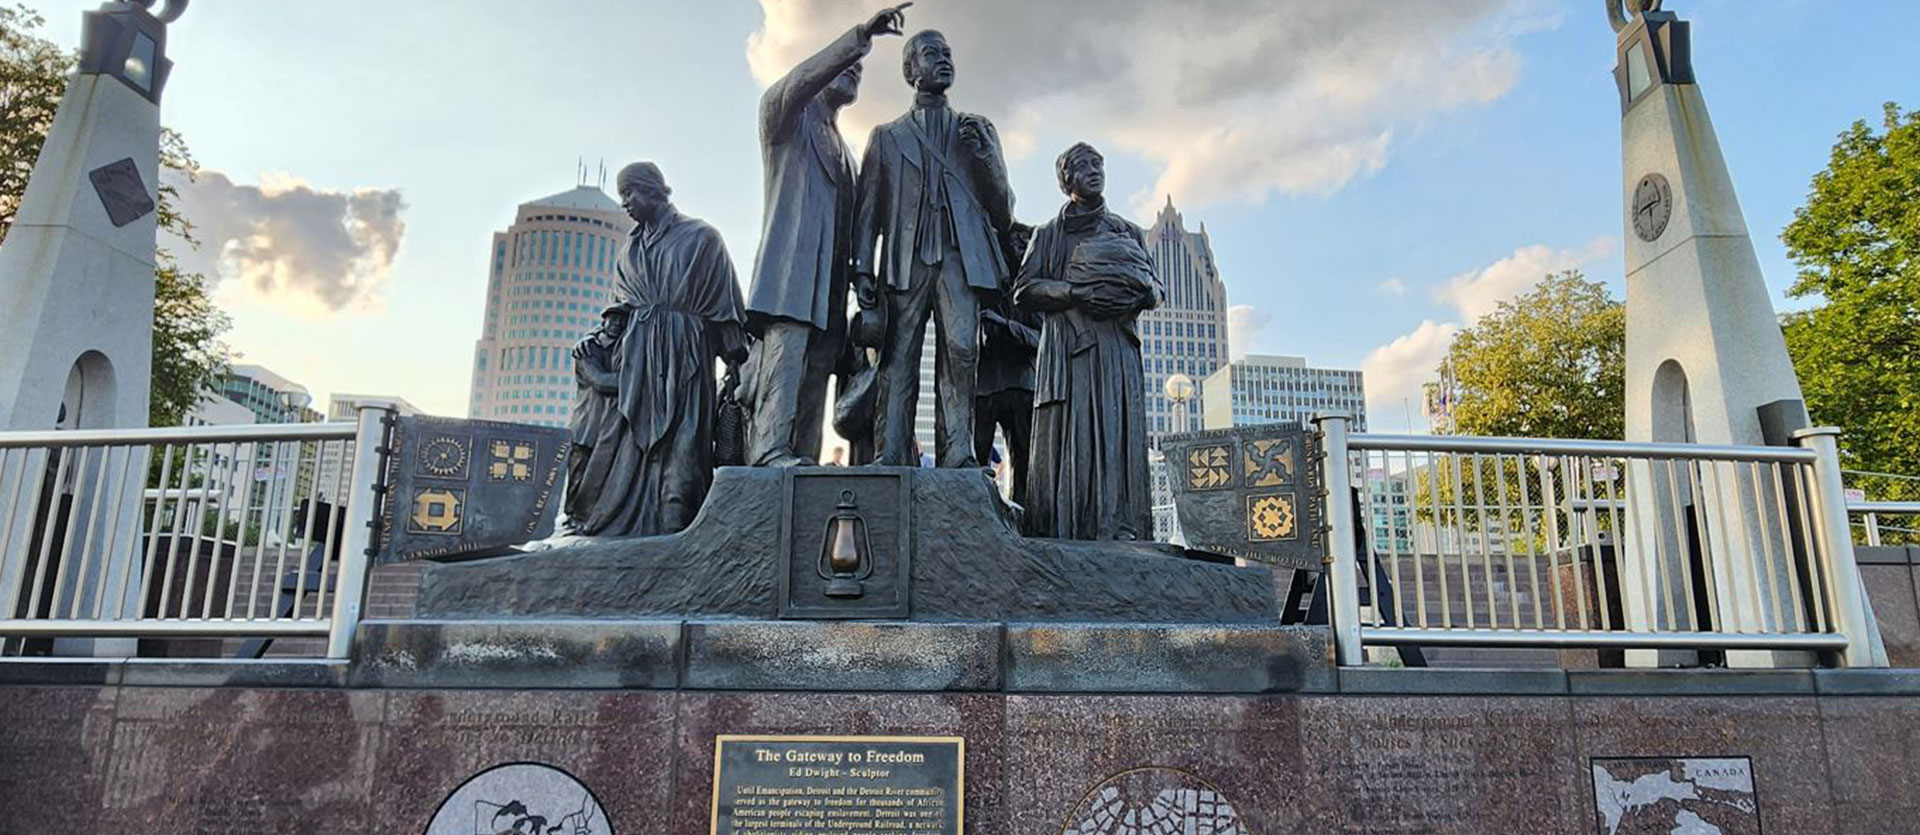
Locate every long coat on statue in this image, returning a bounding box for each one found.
[744,26,866,335]
[575,209,745,537]
[850,94,1015,294]
[1012,202,1161,540]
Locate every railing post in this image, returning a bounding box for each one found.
[326,406,391,659]
[1863,513,1881,548]
[1313,412,1364,666]
[1793,426,1877,667]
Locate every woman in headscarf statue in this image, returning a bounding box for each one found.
[1012,143,1161,540]
[574,162,747,537]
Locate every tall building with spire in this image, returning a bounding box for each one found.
[887,198,1232,463]
[468,185,632,428]
[1141,198,1231,441]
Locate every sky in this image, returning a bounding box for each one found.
[15,0,1918,430]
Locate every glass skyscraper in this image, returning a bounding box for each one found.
[214,364,321,425]
[468,185,632,428]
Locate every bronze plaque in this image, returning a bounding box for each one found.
[88,157,154,227]
[711,735,963,835]
[778,469,912,619]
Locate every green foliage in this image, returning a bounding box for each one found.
[151,257,231,426]
[150,129,231,427]
[0,7,230,426]
[1433,270,1625,440]
[0,3,67,245]
[1408,272,1626,548]
[1781,103,1920,503]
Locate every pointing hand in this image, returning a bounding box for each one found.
[862,3,912,39]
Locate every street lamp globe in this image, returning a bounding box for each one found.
[1164,373,1196,434]
[1163,373,1195,403]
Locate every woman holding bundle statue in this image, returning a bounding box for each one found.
[1011,142,1162,540]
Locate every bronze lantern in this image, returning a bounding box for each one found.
[817,489,872,598]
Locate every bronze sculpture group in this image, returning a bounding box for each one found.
[565,4,1161,542]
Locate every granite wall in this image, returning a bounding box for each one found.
[1859,546,1920,668]
[4,675,1919,834]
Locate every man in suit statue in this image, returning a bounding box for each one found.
[852,29,1016,468]
[743,4,912,467]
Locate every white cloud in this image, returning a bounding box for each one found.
[1375,277,1408,297]
[1226,304,1269,361]
[1435,237,1615,322]
[747,0,1543,213]
[1361,319,1459,430]
[162,170,408,313]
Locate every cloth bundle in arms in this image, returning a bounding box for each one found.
[1064,230,1156,313]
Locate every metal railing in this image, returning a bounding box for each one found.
[1316,414,1874,667]
[1845,469,1920,547]
[0,407,387,659]
[1851,502,1920,548]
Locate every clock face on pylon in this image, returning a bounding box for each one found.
[1633,173,1673,242]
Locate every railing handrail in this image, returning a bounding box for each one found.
[0,421,357,448]
[1851,501,1920,514]
[1844,468,1920,483]
[1570,499,1916,515]
[0,409,388,660]
[1349,432,1817,463]
[1326,420,1879,667]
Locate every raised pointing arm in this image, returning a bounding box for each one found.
[759,28,871,146]
[759,5,911,146]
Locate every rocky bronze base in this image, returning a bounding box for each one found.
[416,467,1279,623]
[348,619,1334,693]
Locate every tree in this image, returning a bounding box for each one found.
[0,4,66,243]
[150,129,232,427]
[0,5,230,426]
[1781,103,1920,504]
[1407,272,1626,545]
[1431,270,1626,440]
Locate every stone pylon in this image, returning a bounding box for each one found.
[0,2,183,431]
[0,2,184,655]
[1608,1,1878,666]
[1616,4,1802,449]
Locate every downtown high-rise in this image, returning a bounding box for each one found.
[937,198,1232,463]
[1141,198,1231,441]
[1201,354,1368,432]
[468,185,632,429]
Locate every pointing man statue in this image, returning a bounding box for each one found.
[852,27,1017,468]
[743,4,912,467]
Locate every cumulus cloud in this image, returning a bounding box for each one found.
[1375,277,1408,297]
[1435,237,1615,322]
[1360,237,1615,430]
[747,0,1538,212]
[1360,319,1459,430]
[162,170,407,312]
[1226,304,1269,361]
